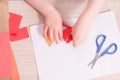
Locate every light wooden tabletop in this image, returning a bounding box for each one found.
[9,0,120,80]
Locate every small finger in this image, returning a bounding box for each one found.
[44,25,48,37]
[58,28,63,40]
[54,29,59,44]
[48,27,54,42]
[73,36,79,47]
[73,41,78,47]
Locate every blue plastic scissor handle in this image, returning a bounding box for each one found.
[100,43,117,56]
[96,34,106,53]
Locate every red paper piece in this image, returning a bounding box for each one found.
[63,27,73,43]
[0,32,12,78]
[10,27,29,41]
[9,13,22,35]
[9,13,29,41]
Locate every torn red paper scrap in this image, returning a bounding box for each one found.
[0,32,12,78]
[9,13,22,35]
[9,13,29,41]
[63,27,73,43]
[66,35,73,43]
[10,27,29,41]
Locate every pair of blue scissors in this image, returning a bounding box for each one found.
[88,34,118,69]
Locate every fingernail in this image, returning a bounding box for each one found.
[60,37,63,41]
[56,40,59,44]
[50,38,53,42]
[73,42,78,47]
[56,38,59,44]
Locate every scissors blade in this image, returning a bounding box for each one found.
[88,53,98,66]
[88,54,101,69]
[88,58,96,66]
[91,55,101,69]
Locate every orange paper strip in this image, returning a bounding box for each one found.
[11,47,20,80]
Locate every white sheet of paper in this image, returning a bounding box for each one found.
[30,11,120,80]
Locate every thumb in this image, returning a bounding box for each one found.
[73,37,78,47]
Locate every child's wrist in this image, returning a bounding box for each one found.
[39,6,57,18]
[76,12,95,28]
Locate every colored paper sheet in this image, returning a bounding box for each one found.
[0,32,12,78]
[30,11,120,80]
[63,27,73,43]
[10,27,29,41]
[9,13,22,35]
[10,47,20,80]
[9,13,29,41]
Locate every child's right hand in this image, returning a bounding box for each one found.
[44,10,63,44]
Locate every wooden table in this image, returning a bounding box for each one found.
[9,0,120,80]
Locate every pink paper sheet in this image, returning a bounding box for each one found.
[0,32,12,78]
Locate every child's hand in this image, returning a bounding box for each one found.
[72,16,92,47]
[44,10,63,43]
[72,0,106,47]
